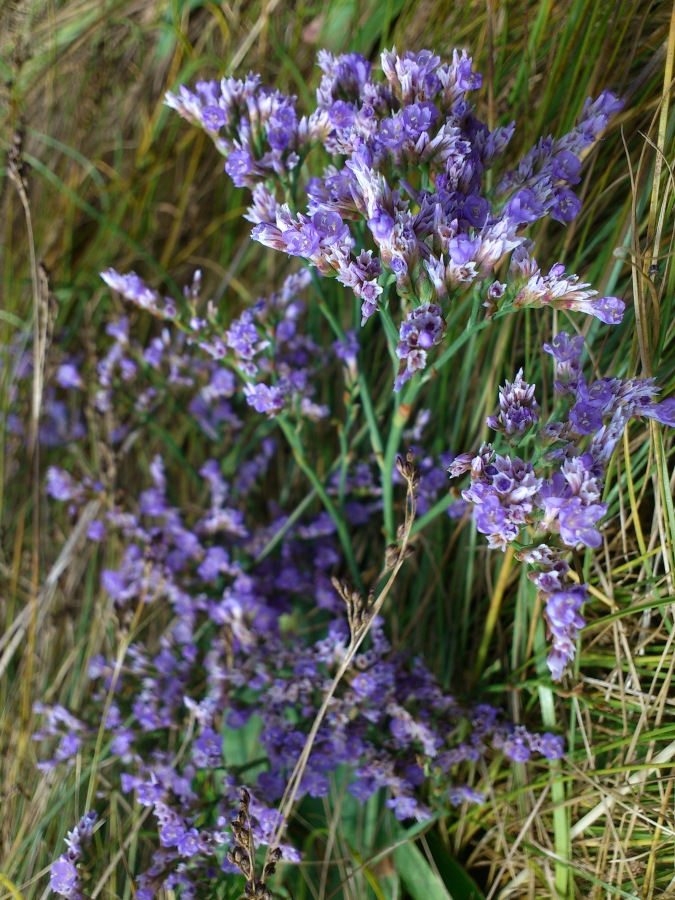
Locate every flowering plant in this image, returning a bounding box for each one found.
[32,44,674,899]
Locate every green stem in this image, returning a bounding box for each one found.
[277,415,363,591]
[410,491,462,537]
[308,269,385,470]
[473,545,515,683]
[382,379,417,542]
[382,311,497,542]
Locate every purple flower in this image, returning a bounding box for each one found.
[333,330,359,364]
[50,812,97,898]
[367,209,395,241]
[463,194,489,227]
[643,398,675,427]
[505,189,545,224]
[447,234,480,266]
[328,100,356,128]
[569,401,604,435]
[56,363,83,390]
[543,331,584,363]
[584,295,625,325]
[459,449,541,550]
[50,858,79,895]
[551,151,581,183]
[281,225,321,257]
[192,727,223,768]
[243,383,286,415]
[202,106,227,130]
[312,210,350,245]
[46,467,80,502]
[551,189,582,222]
[87,520,105,541]
[486,368,539,437]
[539,733,565,759]
[544,585,586,679]
[456,56,482,91]
[101,270,176,319]
[394,303,446,391]
[177,828,203,857]
[387,794,424,821]
[402,101,438,135]
[554,497,607,549]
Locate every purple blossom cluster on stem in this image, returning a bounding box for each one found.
[163,46,625,392]
[99,267,337,421]
[38,446,564,895]
[450,332,675,678]
[50,811,97,899]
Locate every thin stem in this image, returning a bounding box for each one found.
[473,544,515,683]
[382,380,417,542]
[277,415,363,591]
[381,311,497,541]
[308,269,385,466]
[266,469,417,858]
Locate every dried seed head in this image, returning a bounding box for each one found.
[384,543,400,570]
[395,448,418,483]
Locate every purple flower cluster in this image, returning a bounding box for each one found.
[449,446,541,550]
[101,269,180,320]
[485,368,539,437]
[40,304,245,449]
[450,332,675,678]
[510,248,625,324]
[38,442,565,893]
[543,332,675,462]
[394,303,446,391]
[50,811,97,899]
[165,48,624,392]
[222,270,329,418]
[498,91,625,219]
[518,545,587,680]
[165,73,309,189]
[35,41,654,896]
[0,337,87,456]
[101,267,338,421]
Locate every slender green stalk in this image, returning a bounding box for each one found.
[277,415,364,591]
[382,310,496,541]
[473,545,515,683]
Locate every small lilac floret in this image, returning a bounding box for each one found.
[394,304,446,391]
[643,398,675,427]
[551,189,582,223]
[50,858,78,895]
[544,585,586,679]
[556,497,607,549]
[243,382,285,416]
[543,332,584,362]
[486,368,539,437]
[281,225,321,257]
[202,106,227,130]
[225,149,255,186]
[50,811,97,898]
[56,364,83,390]
[588,295,625,325]
[539,733,565,759]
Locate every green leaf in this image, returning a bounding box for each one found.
[393,839,453,900]
[423,832,486,900]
